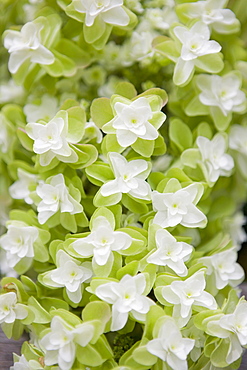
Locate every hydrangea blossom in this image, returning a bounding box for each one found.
[224,211,247,250]
[0,221,38,268]
[0,292,28,324]
[207,300,247,364]
[95,274,154,331]
[152,183,207,228]
[102,97,165,147]
[199,248,244,291]
[26,111,79,166]
[196,134,234,184]
[197,73,246,117]
[147,228,193,276]
[40,250,93,303]
[10,354,43,370]
[100,152,152,202]
[4,21,54,74]
[71,216,132,266]
[160,270,217,327]
[24,94,58,122]
[147,317,195,370]
[40,316,95,370]
[9,168,39,205]
[0,80,24,104]
[35,174,83,224]
[177,0,240,34]
[145,6,178,31]
[173,22,221,85]
[70,0,130,27]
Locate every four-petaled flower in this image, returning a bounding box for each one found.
[197,73,246,116]
[72,215,132,266]
[152,183,207,228]
[100,152,152,202]
[26,111,79,166]
[161,270,217,327]
[196,133,234,184]
[40,250,93,303]
[71,0,130,27]
[40,316,95,370]
[147,317,195,370]
[0,292,28,324]
[0,221,38,268]
[36,174,83,224]
[95,274,154,331]
[173,21,221,85]
[199,248,244,291]
[207,300,247,364]
[4,21,54,74]
[147,229,193,276]
[102,97,165,147]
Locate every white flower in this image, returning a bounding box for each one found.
[40,316,94,370]
[72,216,132,266]
[145,7,178,31]
[95,274,154,331]
[36,174,83,224]
[161,270,217,327]
[26,111,78,166]
[152,183,207,228]
[207,300,247,364]
[197,73,246,116]
[173,22,221,85]
[229,124,247,155]
[147,229,193,276]
[128,29,155,63]
[224,212,247,250]
[180,0,239,34]
[0,221,38,268]
[199,248,244,290]
[24,94,58,122]
[102,97,165,147]
[4,21,54,74]
[0,292,27,324]
[147,317,195,370]
[41,250,92,303]
[100,152,152,201]
[0,79,24,104]
[0,250,18,278]
[72,0,129,27]
[10,354,43,370]
[9,168,39,205]
[196,134,234,183]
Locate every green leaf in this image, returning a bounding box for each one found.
[195,53,224,74]
[115,82,137,99]
[85,162,114,186]
[121,194,149,214]
[185,96,209,117]
[131,138,154,157]
[77,343,104,367]
[90,98,113,128]
[133,345,157,366]
[210,107,232,131]
[17,129,33,151]
[169,118,193,152]
[28,297,51,324]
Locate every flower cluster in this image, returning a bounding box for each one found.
[1,0,247,370]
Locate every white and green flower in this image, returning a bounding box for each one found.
[0,292,28,324]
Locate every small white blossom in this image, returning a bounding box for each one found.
[9,168,39,205]
[36,174,83,224]
[145,7,178,31]
[26,111,78,166]
[41,250,93,303]
[207,300,247,364]
[10,354,43,370]
[0,250,18,278]
[147,317,195,370]
[95,274,154,331]
[4,21,54,74]
[0,221,38,268]
[24,94,58,123]
[224,212,247,250]
[127,29,155,63]
[0,292,28,324]
[161,270,217,327]
[147,229,193,276]
[100,152,152,201]
[40,316,94,370]
[197,73,246,116]
[173,22,221,85]
[152,183,207,228]
[72,0,130,27]
[0,80,24,104]
[181,0,239,34]
[103,97,165,147]
[196,134,234,183]
[229,124,247,155]
[199,248,244,290]
[72,216,132,266]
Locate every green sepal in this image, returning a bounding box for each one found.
[115,82,137,100]
[17,128,34,151]
[90,98,114,128]
[169,117,193,153]
[28,296,51,324]
[121,194,149,214]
